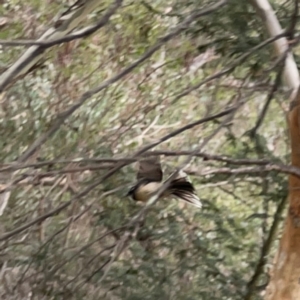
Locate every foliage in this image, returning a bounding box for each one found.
[0,0,298,299]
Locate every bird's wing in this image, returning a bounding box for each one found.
[137,156,163,181]
[168,170,202,208]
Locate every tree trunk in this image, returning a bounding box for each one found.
[265,95,300,299]
[249,0,299,91]
[248,0,300,299]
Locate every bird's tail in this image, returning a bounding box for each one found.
[168,171,202,208]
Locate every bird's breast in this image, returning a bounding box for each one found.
[134,181,162,202]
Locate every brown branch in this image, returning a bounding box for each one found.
[0,159,135,172]
[149,150,272,165]
[20,164,113,176]
[189,164,300,178]
[0,149,280,173]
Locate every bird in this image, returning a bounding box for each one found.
[126,156,202,208]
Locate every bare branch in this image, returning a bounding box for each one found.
[0,0,108,92]
[286,0,299,40]
[0,104,235,242]
[248,52,287,137]
[189,164,300,178]
[16,0,228,164]
[250,0,299,95]
[0,0,123,48]
[171,32,290,104]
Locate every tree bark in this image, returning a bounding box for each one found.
[249,0,300,299]
[265,97,300,300]
[249,0,299,92]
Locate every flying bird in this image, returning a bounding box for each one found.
[127,156,202,208]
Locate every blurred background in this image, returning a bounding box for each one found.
[0,0,298,299]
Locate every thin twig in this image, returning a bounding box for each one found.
[0,105,235,241]
[248,51,287,136]
[0,0,123,47]
[16,0,228,163]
